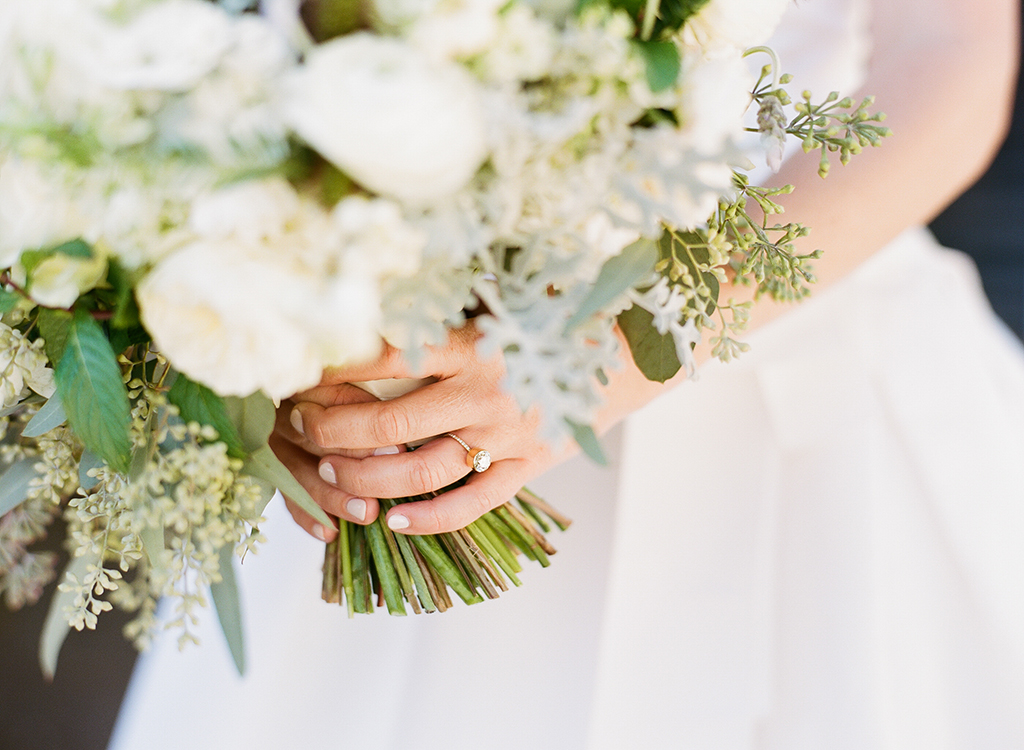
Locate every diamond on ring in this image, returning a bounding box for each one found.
[444,432,492,473]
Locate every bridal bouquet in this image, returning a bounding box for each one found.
[0,0,887,675]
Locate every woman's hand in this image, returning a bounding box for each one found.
[271,324,571,540]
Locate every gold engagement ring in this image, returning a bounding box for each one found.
[444,432,492,473]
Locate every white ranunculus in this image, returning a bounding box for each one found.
[406,0,505,61]
[138,240,381,399]
[281,33,488,206]
[683,0,791,53]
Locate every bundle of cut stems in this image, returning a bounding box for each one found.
[321,487,570,615]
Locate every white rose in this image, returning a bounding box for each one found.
[138,240,381,399]
[281,33,488,206]
[683,0,791,53]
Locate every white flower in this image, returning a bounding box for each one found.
[0,157,77,267]
[683,0,791,53]
[25,251,107,309]
[0,323,55,409]
[281,33,488,206]
[138,239,382,399]
[330,196,425,279]
[188,178,303,245]
[89,0,234,92]
[678,52,753,154]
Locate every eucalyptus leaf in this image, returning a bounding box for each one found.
[0,396,43,419]
[78,450,106,491]
[224,392,276,454]
[210,544,246,676]
[242,444,333,528]
[54,309,132,474]
[22,393,67,437]
[0,458,39,517]
[39,553,96,680]
[168,375,245,458]
[36,308,73,367]
[617,304,682,382]
[566,419,608,466]
[142,520,169,581]
[564,237,658,332]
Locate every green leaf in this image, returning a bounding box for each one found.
[167,375,246,458]
[19,238,94,279]
[0,288,22,314]
[301,0,363,41]
[0,458,39,517]
[22,393,67,438]
[566,419,608,466]
[106,259,142,330]
[566,237,658,331]
[39,553,96,680]
[242,445,333,528]
[617,304,682,382]
[224,392,277,454]
[36,308,73,366]
[54,309,132,474]
[210,544,246,676]
[636,40,681,92]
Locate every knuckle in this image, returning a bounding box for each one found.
[371,400,413,446]
[409,455,448,494]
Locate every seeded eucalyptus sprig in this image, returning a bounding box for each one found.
[618,63,890,381]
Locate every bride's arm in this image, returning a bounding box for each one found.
[599,0,1021,427]
[278,0,1020,540]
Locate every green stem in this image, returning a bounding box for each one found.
[339,518,355,619]
[410,534,483,606]
[365,518,407,616]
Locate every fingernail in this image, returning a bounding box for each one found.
[346,498,367,522]
[318,462,336,485]
[312,524,328,542]
[373,445,400,456]
[290,407,304,435]
[387,513,410,531]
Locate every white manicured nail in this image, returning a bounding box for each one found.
[312,524,328,542]
[346,498,367,522]
[387,513,410,531]
[290,408,304,435]
[318,463,336,485]
[373,445,400,456]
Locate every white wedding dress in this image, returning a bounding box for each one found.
[108,1,1024,748]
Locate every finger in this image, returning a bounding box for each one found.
[291,374,510,451]
[270,435,381,526]
[282,494,338,543]
[275,396,390,459]
[318,436,475,500]
[381,460,528,535]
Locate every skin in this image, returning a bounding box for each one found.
[275,0,1020,541]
